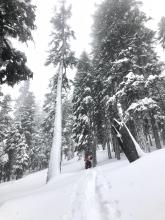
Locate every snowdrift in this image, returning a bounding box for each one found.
[0,149,164,220]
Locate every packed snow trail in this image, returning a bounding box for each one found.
[1,149,165,220]
[96,169,121,219]
[63,168,122,220]
[0,152,128,220]
[63,170,102,220]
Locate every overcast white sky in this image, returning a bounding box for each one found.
[2,0,165,103]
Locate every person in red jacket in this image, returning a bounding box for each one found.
[85,154,92,169]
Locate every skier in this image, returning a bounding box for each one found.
[85,154,92,169]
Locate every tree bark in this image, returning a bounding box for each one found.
[102,138,106,150]
[161,127,165,145]
[0,32,3,67]
[92,135,97,167]
[126,119,137,141]
[112,128,120,160]
[114,138,121,160]
[148,134,153,147]
[106,120,112,159]
[149,112,162,149]
[107,136,112,159]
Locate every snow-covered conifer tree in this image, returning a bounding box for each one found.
[5,122,29,181]
[0,95,12,142]
[0,0,36,85]
[72,52,97,166]
[0,94,12,181]
[46,0,76,181]
[91,0,164,154]
[14,80,37,170]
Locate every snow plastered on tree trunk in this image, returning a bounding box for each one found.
[47,63,63,182]
[114,119,146,158]
[123,122,146,157]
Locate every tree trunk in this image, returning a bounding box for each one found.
[92,135,97,167]
[113,120,139,162]
[161,126,165,145]
[107,136,112,159]
[112,129,120,160]
[102,138,106,150]
[105,120,112,159]
[148,134,153,147]
[114,138,121,160]
[47,64,63,182]
[149,112,162,149]
[0,19,3,66]
[145,134,151,152]
[126,119,137,141]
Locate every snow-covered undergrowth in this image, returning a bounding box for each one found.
[0,149,165,220]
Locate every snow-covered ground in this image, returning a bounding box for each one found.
[0,149,165,220]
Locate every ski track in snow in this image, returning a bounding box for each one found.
[63,169,121,220]
[95,169,121,220]
[63,170,102,220]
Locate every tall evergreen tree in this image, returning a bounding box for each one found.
[4,122,29,181]
[14,80,36,170]
[0,94,12,181]
[0,95,12,142]
[46,0,76,181]
[91,0,164,156]
[72,52,97,166]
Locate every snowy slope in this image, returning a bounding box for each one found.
[0,149,165,220]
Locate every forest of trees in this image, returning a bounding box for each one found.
[0,0,165,182]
